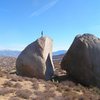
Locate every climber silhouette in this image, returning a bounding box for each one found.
[41,31,43,37]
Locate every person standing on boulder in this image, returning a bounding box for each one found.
[41,31,43,37]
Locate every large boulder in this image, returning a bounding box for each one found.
[16,36,55,80]
[61,34,100,87]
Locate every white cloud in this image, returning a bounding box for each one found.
[30,0,59,17]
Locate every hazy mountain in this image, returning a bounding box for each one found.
[0,50,21,57]
[0,50,66,57]
[53,50,66,55]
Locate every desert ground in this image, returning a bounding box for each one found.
[0,56,100,100]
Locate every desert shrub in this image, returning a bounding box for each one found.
[38,79,45,83]
[0,70,4,77]
[3,80,13,87]
[15,89,32,99]
[0,87,15,95]
[79,95,100,100]
[56,86,70,93]
[23,76,34,81]
[13,83,22,88]
[8,96,20,100]
[30,97,38,100]
[6,74,12,79]
[32,83,39,90]
[77,96,86,100]
[89,86,100,95]
[53,96,66,100]
[61,80,76,88]
[43,90,55,97]
[63,96,76,100]
[29,78,38,83]
[34,96,54,100]
[10,77,19,82]
[34,90,55,99]
[47,81,59,88]
[9,75,24,82]
[54,83,71,93]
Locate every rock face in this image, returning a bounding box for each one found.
[61,34,100,87]
[16,36,54,80]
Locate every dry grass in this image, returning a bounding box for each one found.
[0,56,100,100]
[0,57,16,73]
[8,96,20,100]
[15,89,32,99]
[13,83,22,88]
[0,87,15,95]
[3,81,14,87]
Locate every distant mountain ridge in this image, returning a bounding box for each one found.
[0,50,66,57]
[0,50,21,57]
[53,50,66,55]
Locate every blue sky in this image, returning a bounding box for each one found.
[0,0,100,51]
